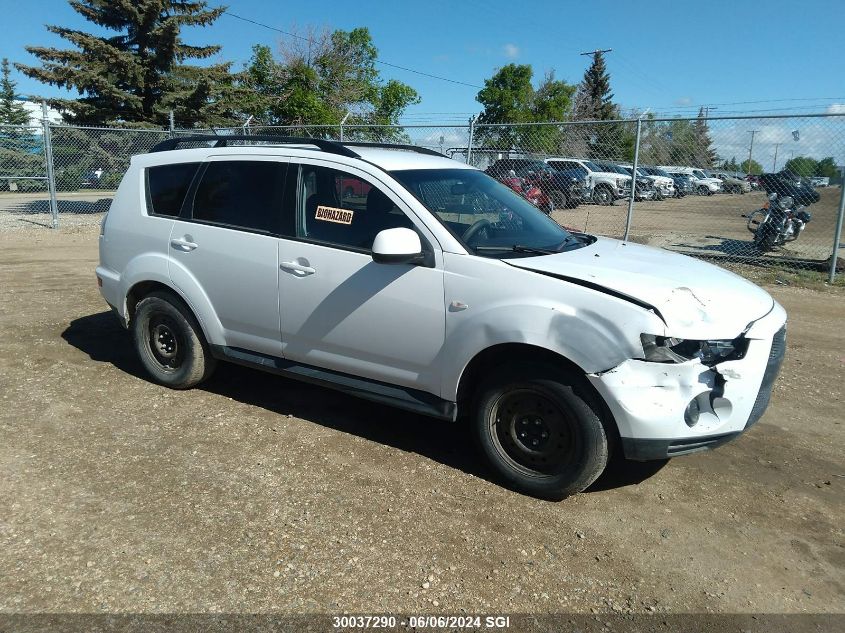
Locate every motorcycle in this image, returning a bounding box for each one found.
[745,193,812,251]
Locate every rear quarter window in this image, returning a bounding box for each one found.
[145,163,200,216]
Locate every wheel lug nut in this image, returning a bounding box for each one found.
[541,432,548,438]
[532,439,538,446]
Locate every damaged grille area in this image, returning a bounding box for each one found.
[745,326,787,429]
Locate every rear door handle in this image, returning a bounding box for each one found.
[280,261,316,275]
[171,238,198,252]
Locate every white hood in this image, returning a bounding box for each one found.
[507,237,774,339]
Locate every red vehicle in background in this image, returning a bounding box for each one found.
[499,170,553,214]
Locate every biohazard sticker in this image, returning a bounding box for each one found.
[315,205,354,225]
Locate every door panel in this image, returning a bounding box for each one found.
[278,160,446,396]
[169,222,281,356]
[167,157,288,356]
[278,241,445,394]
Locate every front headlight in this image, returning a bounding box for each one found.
[640,334,748,366]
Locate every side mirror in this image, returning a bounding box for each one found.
[372,227,424,265]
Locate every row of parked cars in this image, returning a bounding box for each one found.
[484,157,759,210]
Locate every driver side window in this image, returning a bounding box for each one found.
[298,164,414,251]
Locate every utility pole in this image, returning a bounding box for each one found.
[702,106,718,121]
[579,48,613,60]
[747,130,759,174]
[773,143,781,172]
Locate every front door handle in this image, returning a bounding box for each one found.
[171,237,198,252]
[280,260,316,275]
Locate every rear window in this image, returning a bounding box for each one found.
[146,163,199,217]
[191,161,286,234]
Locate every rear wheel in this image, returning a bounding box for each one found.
[132,290,216,389]
[473,364,609,500]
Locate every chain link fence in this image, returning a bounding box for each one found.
[1,113,843,279]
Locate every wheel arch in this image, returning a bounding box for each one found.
[124,277,223,347]
[454,343,620,448]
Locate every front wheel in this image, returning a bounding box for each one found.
[473,364,609,500]
[697,185,710,196]
[592,186,613,206]
[132,290,217,389]
[549,190,568,212]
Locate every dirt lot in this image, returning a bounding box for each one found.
[552,185,844,264]
[0,226,843,619]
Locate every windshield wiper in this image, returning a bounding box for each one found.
[474,244,558,255]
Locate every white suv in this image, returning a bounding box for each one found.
[97,136,787,500]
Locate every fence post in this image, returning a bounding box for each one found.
[41,101,59,230]
[623,116,643,242]
[829,174,845,283]
[168,110,175,138]
[466,115,477,165]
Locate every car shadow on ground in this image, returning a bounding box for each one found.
[62,310,667,497]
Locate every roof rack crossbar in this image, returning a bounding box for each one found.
[149,134,361,158]
[339,141,446,157]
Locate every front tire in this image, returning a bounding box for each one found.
[550,190,568,212]
[592,185,613,206]
[132,290,217,389]
[697,185,710,196]
[473,364,609,500]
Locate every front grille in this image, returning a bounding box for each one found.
[745,325,787,428]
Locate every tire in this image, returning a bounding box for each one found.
[592,185,613,206]
[697,185,710,196]
[550,190,568,211]
[472,363,609,500]
[132,290,217,389]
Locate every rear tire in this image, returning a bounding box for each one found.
[473,363,609,500]
[132,290,217,389]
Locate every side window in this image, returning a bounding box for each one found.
[146,163,199,216]
[191,161,286,233]
[299,164,414,251]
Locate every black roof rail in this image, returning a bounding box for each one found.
[148,134,360,158]
[340,141,446,157]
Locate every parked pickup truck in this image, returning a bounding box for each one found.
[544,157,631,205]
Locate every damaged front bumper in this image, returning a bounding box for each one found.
[587,302,787,460]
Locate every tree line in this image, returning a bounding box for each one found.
[1,0,838,175]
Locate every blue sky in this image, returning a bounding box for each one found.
[2,0,845,162]
[3,0,844,117]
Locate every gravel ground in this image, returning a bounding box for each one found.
[0,226,843,621]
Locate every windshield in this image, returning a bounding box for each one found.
[601,163,628,175]
[580,160,600,172]
[692,169,708,179]
[391,168,589,258]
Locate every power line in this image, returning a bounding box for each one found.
[223,11,483,89]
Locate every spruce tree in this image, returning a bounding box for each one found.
[0,59,31,126]
[16,1,232,127]
[692,107,718,167]
[573,52,623,160]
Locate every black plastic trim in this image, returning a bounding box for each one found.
[622,432,741,461]
[210,345,457,421]
[150,135,361,158]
